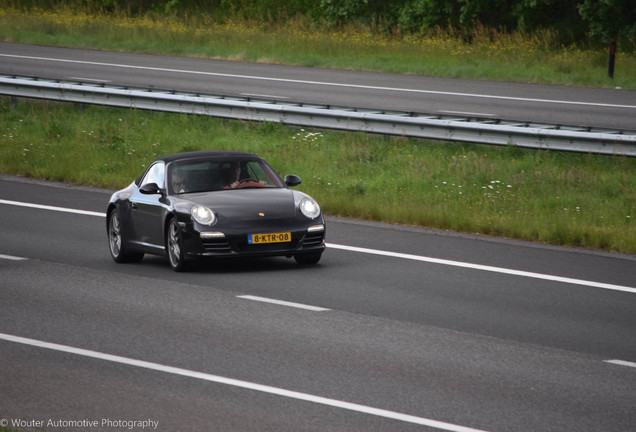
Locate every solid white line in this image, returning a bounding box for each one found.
[0,254,27,261]
[238,295,330,311]
[0,199,106,217]
[0,332,488,432]
[2,198,633,294]
[326,243,636,294]
[604,359,636,369]
[2,53,635,110]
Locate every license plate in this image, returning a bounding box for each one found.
[248,232,291,244]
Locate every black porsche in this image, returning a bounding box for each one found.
[106,151,326,271]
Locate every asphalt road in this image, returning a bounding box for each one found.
[1,175,635,432]
[1,42,636,131]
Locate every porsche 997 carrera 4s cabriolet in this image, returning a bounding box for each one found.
[107,151,325,271]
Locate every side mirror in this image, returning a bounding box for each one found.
[140,182,162,195]
[284,175,302,187]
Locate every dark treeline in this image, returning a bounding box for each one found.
[18,0,636,46]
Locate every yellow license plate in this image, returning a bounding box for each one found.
[248,232,291,244]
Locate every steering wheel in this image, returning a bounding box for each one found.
[234,178,266,189]
[238,177,258,185]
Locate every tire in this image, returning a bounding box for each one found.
[294,251,322,265]
[167,218,187,272]
[108,208,144,263]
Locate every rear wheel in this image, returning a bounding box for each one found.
[167,218,187,272]
[294,251,322,265]
[108,208,144,263]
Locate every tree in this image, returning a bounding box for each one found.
[396,0,462,32]
[578,0,636,43]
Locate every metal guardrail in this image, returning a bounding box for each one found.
[1,74,635,156]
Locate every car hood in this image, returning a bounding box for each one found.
[182,188,298,221]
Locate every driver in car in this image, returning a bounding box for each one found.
[223,162,268,189]
[224,163,242,188]
[172,169,188,193]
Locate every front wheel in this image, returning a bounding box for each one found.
[167,218,187,272]
[294,252,322,265]
[107,208,143,263]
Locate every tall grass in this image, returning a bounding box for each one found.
[0,6,635,88]
[1,98,634,253]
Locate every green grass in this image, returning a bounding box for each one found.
[2,98,635,254]
[0,6,635,89]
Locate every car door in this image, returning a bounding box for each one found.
[130,162,167,252]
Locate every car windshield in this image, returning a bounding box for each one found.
[167,157,285,195]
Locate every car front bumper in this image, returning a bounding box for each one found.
[180,222,326,259]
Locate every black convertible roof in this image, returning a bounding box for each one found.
[155,151,261,164]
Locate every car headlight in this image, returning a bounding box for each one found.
[299,198,320,219]
[191,205,216,225]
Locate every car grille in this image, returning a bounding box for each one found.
[202,238,232,253]
[302,231,325,248]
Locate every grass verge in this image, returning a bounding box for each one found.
[1,98,634,254]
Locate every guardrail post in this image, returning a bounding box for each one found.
[608,41,616,79]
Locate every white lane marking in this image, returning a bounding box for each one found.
[0,199,106,217]
[238,295,330,311]
[604,359,636,369]
[2,53,635,110]
[2,199,634,294]
[0,332,488,432]
[327,243,636,295]
[0,254,27,261]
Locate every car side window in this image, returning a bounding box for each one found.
[141,162,165,188]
